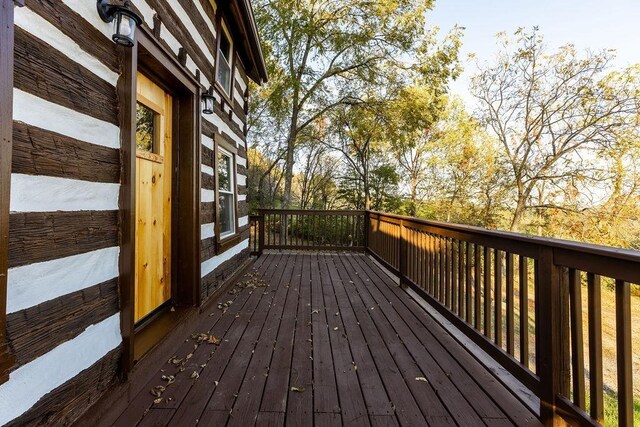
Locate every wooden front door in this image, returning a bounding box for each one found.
[135,72,173,323]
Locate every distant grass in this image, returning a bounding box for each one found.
[583,390,640,426]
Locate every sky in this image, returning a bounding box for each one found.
[428,0,640,107]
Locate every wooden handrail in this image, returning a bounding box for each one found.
[367,211,638,426]
[249,208,637,426]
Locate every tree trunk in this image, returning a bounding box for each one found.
[510,195,527,232]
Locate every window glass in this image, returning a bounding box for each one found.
[220,31,231,61]
[218,153,231,192]
[136,102,157,153]
[216,23,233,95]
[219,193,234,235]
[218,149,235,236]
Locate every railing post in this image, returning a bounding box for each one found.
[399,219,407,288]
[536,246,568,426]
[363,211,370,250]
[258,211,265,256]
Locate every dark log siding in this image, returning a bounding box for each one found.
[202,144,214,168]
[143,0,214,78]
[201,237,216,262]
[12,122,120,183]
[5,0,253,424]
[201,245,251,300]
[238,200,249,218]
[175,0,217,57]
[6,347,122,427]
[201,202,215,224]
[6,279,119,367]
[25,0,119,72]
[201,171,215,190]
[14,27,118,125]
[8,211,118,268]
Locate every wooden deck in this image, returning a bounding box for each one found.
[113,253,541,426]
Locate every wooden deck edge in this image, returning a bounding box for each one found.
[365,253,541,418]
[73,257,256,427]
[199,256,256,314]
[405,286,541,415]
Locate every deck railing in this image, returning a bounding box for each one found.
[250,209,638,426]
[250,209,365,253]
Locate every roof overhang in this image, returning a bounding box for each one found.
[222,0,269,85]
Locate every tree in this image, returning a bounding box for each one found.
[386,85,446,216]
[294,141,339,209]
[252,0,460,208]
[471,28,640,231]
[324,98,390,209]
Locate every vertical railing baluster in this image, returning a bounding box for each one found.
[568,268,585,409]
[474,244,482,330]
[494,249,503,347]
[615,279,632,426]
[466,242,473,323]
[440,237,446,304]
[452,239,458,313]
[484,246,491,338]
[427,234,433,295]
[519,255,529,368]
[399,219,407,287]
[458,240,465,317]
[258,213,264,255]
[506,253,514,355]
[444,238,449,304]
[587,273,604,423]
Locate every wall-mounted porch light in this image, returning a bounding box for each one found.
[97,0,143,47]
[202,89,215,115]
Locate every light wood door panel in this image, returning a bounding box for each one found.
[135,72,172,323]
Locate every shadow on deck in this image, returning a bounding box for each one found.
[113,253,541,426]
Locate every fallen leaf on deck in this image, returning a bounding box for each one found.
[207,335,221,345]
[415,377,428,382]
[311,309,320,314]
[333,327,339,331]
[154,398,162,404]
[190,371,200,380]
[150,386,166,397]
[290,386,305,392]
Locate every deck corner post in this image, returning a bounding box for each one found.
[536,246,566,426]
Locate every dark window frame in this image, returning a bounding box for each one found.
[213,13,235,106]
[214,136,240,254]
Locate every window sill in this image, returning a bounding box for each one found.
[216,233,241,255]
[213,81,233,108]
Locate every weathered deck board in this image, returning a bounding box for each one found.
[112,253,541,427]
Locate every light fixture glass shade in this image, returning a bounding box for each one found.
[202,93,215,115]
[112,12,137,47]
[97,0,142,48]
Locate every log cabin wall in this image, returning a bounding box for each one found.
[0,0,256,424]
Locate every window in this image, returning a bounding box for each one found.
[217,148,235,237]
[136,102,158,153]
[216,21,233,96]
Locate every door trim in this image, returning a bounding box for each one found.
[119,26,202,374]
